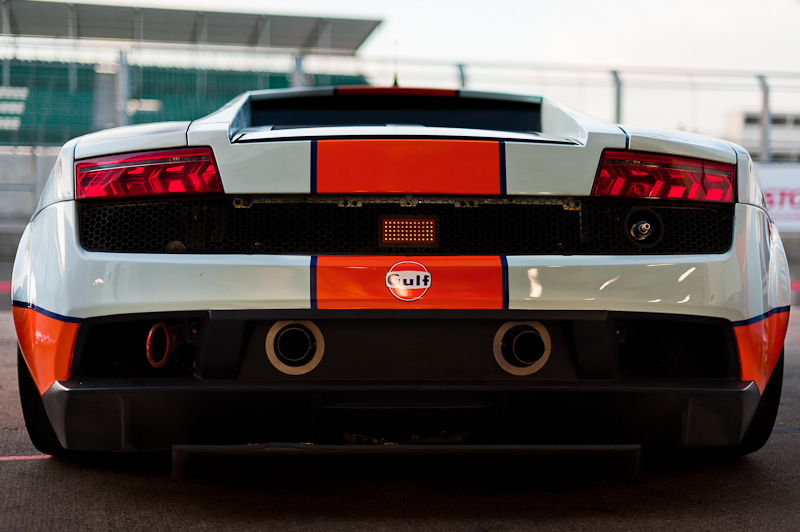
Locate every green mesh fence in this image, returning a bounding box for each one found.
[0,60,368,145]
[1,62,95,145]
[129,67,291,125]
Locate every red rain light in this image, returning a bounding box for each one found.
[76,147,223,199]
[592,150,734,203]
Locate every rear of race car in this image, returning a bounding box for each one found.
[11,87,790,456]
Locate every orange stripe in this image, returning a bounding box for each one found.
[316,256,504,309]
[13,307,80,396]
[316,139,502,194]
[734,311,790,393]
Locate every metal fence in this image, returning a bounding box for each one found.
[0,49,796,156]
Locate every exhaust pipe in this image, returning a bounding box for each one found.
[493,321,551,376]
[265,320,325,375]
[146,322,182,369]
[275,325,315,363]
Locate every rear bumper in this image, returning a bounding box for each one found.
[43,379,761,452]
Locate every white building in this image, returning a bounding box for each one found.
[727,111,800,161]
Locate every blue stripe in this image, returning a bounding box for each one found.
[310,140,318,194]
[731,306,791,327]
[499,141,507,195]
[11,300,82,324]
[310,256,318,310]
[500,256,509,309]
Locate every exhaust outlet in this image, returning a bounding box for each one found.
[275,325,314,363]
[146,322,182,369]
[266,320,325,375]
[493,321,551,376]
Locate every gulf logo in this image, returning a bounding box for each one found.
[385,261,432,301]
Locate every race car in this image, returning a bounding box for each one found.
[12,86,790,457]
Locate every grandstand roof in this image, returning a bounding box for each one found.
[1,1,381,55]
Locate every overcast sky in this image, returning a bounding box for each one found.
[44,0,800,73]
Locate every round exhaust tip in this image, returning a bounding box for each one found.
[146,321,181,369]
[266,320,325,375]
[493,321,551,376]
[275,325,315,365]
[507,327,546,366]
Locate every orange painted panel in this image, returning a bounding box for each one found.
[316,139,502,194]
[734,310,790,393]
[13,306,80,395]
[316,256,504,309]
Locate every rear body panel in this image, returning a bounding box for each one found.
[12,87,790,452]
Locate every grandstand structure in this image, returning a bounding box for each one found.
[0,0,379,145]
[0,60,368,145]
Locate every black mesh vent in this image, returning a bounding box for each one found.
[78,195,733,255]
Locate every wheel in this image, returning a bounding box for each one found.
[735,351,784,456]
[17,347,78,459]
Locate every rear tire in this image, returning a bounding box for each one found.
[735,351,784,456]
[17,347,78,459]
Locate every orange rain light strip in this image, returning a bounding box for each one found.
[381,218,437,245]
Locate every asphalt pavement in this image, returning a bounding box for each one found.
[1,258,11,312]
[1,309,800,531]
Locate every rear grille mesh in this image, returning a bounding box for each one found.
[78,195,733,255]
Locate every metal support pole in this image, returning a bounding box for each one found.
[68,3,77,94]
[134,8,144,42]
[292,53,305,88]
[257,15,270,90]
[0,1,7,36]
[116,50,130,127]
[758,75,771,162]
[317,19,331,87]
[612,70,622,124]
[457,64,467,88]
[2,0,10,87]
[133,8,143,100]
[196,13,207,99]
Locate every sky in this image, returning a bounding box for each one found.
[38,0,800,73]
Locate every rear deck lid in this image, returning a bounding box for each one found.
[232,87,576,145]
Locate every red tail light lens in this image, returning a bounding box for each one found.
[76,147,223,199]
[592,151,734,203]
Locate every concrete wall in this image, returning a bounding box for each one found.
[0,149,58,257]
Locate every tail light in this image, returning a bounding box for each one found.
[592,150,734,203]
[76,147,223,199]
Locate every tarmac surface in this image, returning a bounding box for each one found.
[0,258,10,312]
[1,305,800,530]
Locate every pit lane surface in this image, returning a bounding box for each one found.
[1,309,799,531]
